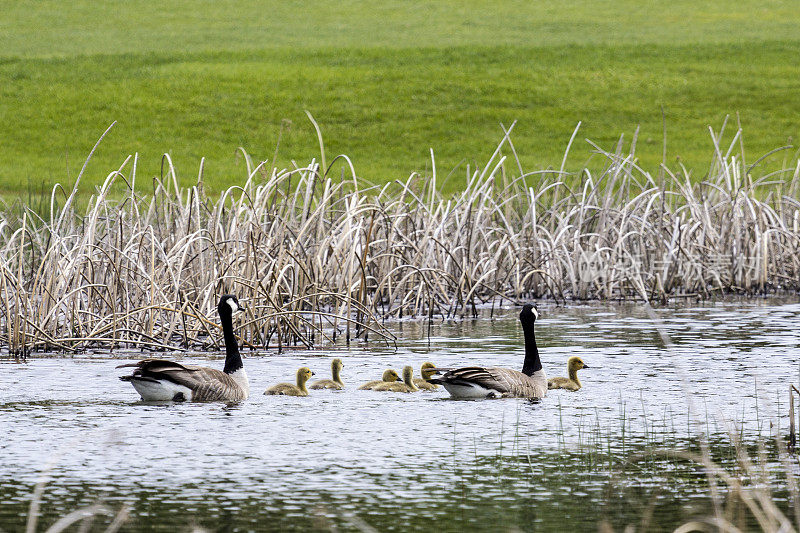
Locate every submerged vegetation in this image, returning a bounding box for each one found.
[11,406,800,532]
[2,122,800,355]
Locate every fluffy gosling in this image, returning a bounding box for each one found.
[373,366,419,393]
[358,369,401,390]
[309,358,344,390]
[413,362,439,391]
[547,356,588,391]
[265,367,314,397]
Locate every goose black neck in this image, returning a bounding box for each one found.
[220,311,243,374]
[520,314,541,376]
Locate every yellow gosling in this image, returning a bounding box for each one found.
[309,358,344,390]
[547,356,588,391]
[413,362,439,391]
[358,369,401,390]
[264,367,314,397]
[373,366,419,393]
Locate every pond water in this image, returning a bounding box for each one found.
[1,299,799,532]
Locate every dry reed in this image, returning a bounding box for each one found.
[2,120,800,355]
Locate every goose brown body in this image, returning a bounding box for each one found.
[118,360,248,402]
[432,366,546,398]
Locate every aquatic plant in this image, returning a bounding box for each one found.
[2,120,800,355]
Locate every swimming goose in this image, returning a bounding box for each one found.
[428,304,546,399]
[373,366,419,392]
[118,294,249,402]
[413,362,439,391]
[309,358,344,390]
[358,369,401,390]
[264,367,314,396]
[547,356,588,391]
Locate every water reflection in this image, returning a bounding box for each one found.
[1,299,798,531]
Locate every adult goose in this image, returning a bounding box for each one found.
[118,294,249,402]
[309,358,344,390]
[428,304,546,399]
[358,369,401,390]
[548,356,588,391]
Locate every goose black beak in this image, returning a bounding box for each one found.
[583,364,590,369]
[311,371,316,376]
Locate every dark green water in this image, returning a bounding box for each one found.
[1,300,798,531]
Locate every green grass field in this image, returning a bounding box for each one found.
[1,0,799,198]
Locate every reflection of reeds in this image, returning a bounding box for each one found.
[2,122,800,354]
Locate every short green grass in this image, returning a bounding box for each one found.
[1,1,799,197]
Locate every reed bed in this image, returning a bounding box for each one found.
[2,121,800,355]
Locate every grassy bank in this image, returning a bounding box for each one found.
[1,1,799,197]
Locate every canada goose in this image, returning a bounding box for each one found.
[548,356,588,391]
[413,362,439,391]
[373,366,419,392]
[358,369,401,390]
[309,358,344,390]
[264,367,315,397]
[118,294,249,402]
[428,304,546,399]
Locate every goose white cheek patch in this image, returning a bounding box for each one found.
[227,298,239,313]
[531,307,539,320]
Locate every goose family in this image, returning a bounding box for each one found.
[358,369,401,390]
[118,294,249,402]
[264,367,315,396]
[428,304,547,399]
[548,356,588,391]
[413,362,438,391]
[373,366,419,392]
[309,358,345,390]
[118,295,557,403]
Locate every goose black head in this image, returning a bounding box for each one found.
[218,294,244,316]
[520,303,539,323]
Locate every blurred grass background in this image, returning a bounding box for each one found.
[1,0,798,198]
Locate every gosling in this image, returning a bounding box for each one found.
[373,366,419,393]
[264,367,314,397]
[358,369,401,390]
[309,358,344,390]
[413,362,439,391]
[547,356,589,391]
